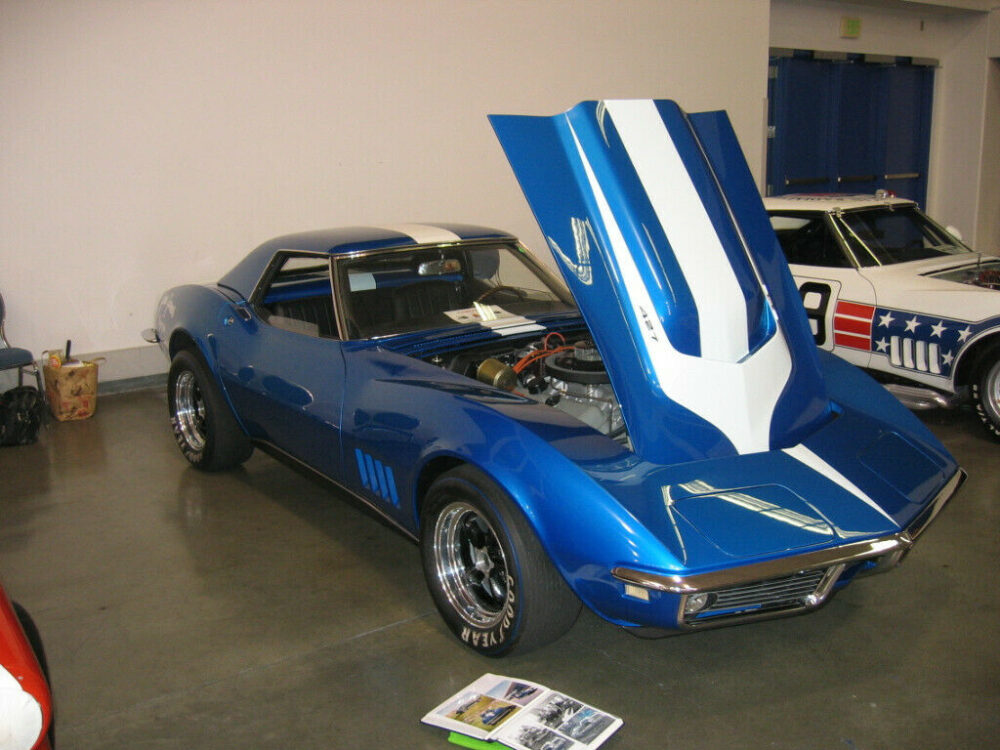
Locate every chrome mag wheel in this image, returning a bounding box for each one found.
[173,369,207,453]
[431,501,510,629]
[167,349,252,470]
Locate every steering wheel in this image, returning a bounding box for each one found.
[476,285,528,302]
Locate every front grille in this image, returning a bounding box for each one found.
[684,568,829,626]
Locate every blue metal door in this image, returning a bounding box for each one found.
[768,57,835,194]
[834,62,882,195]
[767,53,934,207]
[218,315,347,480]
[882,64,934,204]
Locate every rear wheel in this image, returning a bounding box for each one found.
[167,349,252,470]
[420,465,580,657]
[973,354,1000,440]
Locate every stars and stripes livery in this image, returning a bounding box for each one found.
[832,301,998,379]
[833,301,876,351]
[872,308,996,378]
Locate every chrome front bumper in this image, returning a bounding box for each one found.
[612,468,965,629]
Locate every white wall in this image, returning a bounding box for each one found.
[992,9,1000,56]
[1,0,772,379]
[978,57,1000,253]
[928,11,994,249]
[770,0,997,250]
[981,10,1000,254]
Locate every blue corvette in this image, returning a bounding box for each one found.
[146,100,964,656]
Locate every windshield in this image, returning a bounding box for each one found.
[834,206,971,267]
[336,242,577,338]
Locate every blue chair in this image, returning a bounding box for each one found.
[0,291,44,393]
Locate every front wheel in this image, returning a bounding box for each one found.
[420,466,580,657]
[973,354,1000,440]
[167,349,253,470]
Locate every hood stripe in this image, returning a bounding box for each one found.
[564,106,792,455]
[605,99,749,362]
[784,444,895,523]
[490,99,827,460]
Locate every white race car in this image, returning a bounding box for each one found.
[765,193,1000,439]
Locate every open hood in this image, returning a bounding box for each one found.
[491,100,830,465]
[927,257,1000,291]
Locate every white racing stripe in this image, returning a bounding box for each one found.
[379,223,462,246]
[783,444,895,523]
[605,99,749,362]
[564,106,791,455]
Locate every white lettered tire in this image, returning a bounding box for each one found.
[973,353,1000,440]
[167,349,253,470]
[420,465,580,656]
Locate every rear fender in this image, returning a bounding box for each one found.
[953,331,1000,388]
[157,284,251,435]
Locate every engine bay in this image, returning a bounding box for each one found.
[930,259,1000,291]
[425,330,628,444]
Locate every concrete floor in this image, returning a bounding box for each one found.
[0,388,997,749]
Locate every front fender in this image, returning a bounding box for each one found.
[818,349,949,452]
[407,394,683,626]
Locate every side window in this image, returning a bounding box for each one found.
[256,254,337,338]
[770,214,852,268]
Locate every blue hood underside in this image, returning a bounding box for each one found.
[490,100,829,465]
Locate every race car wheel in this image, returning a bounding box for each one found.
[972,355,1000,440]
[167,349,253,470]
[420,465,580,657]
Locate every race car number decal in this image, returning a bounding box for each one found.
[797,283,875,352]
[798,282,832,346]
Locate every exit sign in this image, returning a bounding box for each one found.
[841,17,862,38]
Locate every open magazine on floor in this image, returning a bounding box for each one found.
[422,674,622,750]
